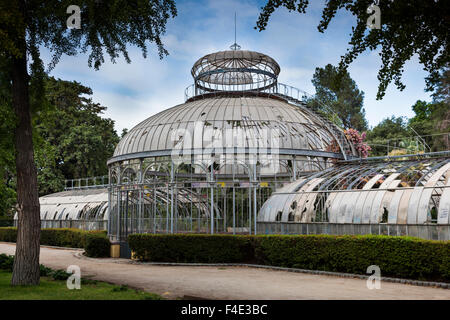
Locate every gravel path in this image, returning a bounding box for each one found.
[1,243,449,300]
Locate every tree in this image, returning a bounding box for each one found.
[121,128,129,138]
[366,100,449,156]
[0,75,120,200]
[408,100,449,152]
[1,76,120,210]
[364,65,449,155]
[429,67,449,104]
[427,67,450,151]
[0,0,176,285]
[365,116,409,156]
[256,0,449,99]
[308,64,368,131]
[0,59,17,218]
[34,77,120,195]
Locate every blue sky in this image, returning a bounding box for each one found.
[42,0,432,134]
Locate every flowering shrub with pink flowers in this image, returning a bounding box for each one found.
[344,128,371,158]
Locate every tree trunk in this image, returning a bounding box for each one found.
[10,50,41,286]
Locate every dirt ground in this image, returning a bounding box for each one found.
[1,243,449,300]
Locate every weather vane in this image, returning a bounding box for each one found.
[230,12,241,50]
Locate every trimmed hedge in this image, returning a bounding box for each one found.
[0,218,13,227]
[129,234,253,263]
[128,234,450,282]
[85,235,111,258]
[0,227,110,258]
[0,227,17,243]
[254,234,450,282]
[40,228,107,248]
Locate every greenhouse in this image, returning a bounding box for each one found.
[20,45,450,242]
[106,46,359,242]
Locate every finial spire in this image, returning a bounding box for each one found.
[230,12,241,50]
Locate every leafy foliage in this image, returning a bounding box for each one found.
[366,98,449,156]
[256,0,449,99]
[49,269,72,281]
[429,67,450,104]
[308,64,368,131]
[0,254,14,272]
[0,76,121,208]
[0,58,17,218]
[0,0,177,216]
[408,99,449,152]
[0,227,17,242]
[0,217,13,227]
[254,235,450,282]
[344,128,371,157]
[0,0,177,69]
[365,116,410,156]
[34,77,120,195]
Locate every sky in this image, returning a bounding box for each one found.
[41,0,432,135]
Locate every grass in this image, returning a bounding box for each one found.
[0,270,162,300]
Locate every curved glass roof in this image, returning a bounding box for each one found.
[13,188,109,221]
[258,156,450,224]
[110,96,349,163]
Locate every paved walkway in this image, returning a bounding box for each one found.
[1,243,449,300]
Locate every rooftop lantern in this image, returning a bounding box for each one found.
[191,46,280,95]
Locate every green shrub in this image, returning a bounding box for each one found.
[0,254,14,271]
[40,264,53,277]
[128,233,450,282]
[129,234,254,263]
[0,227,109,258]
[51,269,72,281]
[84,234,111,258]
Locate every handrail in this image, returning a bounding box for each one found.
[64,175,109,190]
[184,82,340,122]
[185,82,306,103]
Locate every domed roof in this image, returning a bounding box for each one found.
[108,47,357,165]
[109,95,347,164]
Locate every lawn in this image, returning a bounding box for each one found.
[0,270,162,300]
